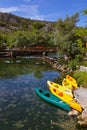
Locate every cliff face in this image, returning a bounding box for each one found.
[0,12,55,33]
[0,12,22,32]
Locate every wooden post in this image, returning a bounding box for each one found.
[10,51,16,58]
[10,51,13,58]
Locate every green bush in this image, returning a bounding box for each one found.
[73,71,87,88]
[81,61,87,67]
[68,59,79,70]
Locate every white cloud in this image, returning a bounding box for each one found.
[19,5,45,20]
[0,5,42,20]
[0,4,58,21]
[0,7,18,13]
[42,13,60,21]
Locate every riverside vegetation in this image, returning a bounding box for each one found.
[0,10,87,88]
[0,10,87,127]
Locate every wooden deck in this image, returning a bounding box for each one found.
[0,47,57,57]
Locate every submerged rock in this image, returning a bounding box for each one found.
[78,109,87,127]
[68,109,79,116]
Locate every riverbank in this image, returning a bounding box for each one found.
[1,55,87,127]
[43,56,87,127]
[74,87,87,127]
[43,56,72,73]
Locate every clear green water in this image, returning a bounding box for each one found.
[0,57,86,130]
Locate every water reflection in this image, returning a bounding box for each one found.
[0,58,54,79]
[0,58,86,130]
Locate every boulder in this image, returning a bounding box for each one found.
[74,87,87,126]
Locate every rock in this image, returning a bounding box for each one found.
[79,66,87,72]
[74,87,87,126]
[68,109,79,116]
[74,87,87,108]
[78,120,87,127]
[43,56,73,73]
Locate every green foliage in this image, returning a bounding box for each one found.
[6,29,53,48]
[68,59,79,70]
[82,9,87,15]
[81,9,87,25]
[54,13,86,63]
[64,41,83,59]
[75,27,87,46]
[7,30,34,48]
[33,21,45,30]
[0,33,8,49]
[56,13,79,35]
[73,71,87,88]
[0,12,56,48]
[80,61,87,67]
[0,34,4,45]
[0,12,87,54]
[54,13,79,46]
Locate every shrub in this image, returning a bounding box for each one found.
[73,71,87,88]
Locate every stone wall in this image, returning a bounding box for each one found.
[43,56,72,73]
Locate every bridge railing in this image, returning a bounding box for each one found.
[11,47,57,52]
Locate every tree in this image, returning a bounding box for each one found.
[75,27,87,47]
[54,13,82,60]
[55,13,79,35]
[82,9,87,15]
[33,21,45,30]
[0,33,8,49]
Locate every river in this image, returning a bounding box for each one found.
[0,57,86,130]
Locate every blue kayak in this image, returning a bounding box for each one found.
[35,88,71,112]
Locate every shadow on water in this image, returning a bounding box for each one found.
[0,57,86,130]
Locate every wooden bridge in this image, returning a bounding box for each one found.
[0,47,57,58]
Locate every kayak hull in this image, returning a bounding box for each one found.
[66,75,78,89]
[35,88,71,112]
[48,85,82,112]
[47,80,73,97]
[62,78,73,90]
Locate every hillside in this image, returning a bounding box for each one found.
[0,12,55,33]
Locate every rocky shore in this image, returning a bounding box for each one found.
[43,56,87,127]
[74,88,87,127]
[68,87,87,127]
[43,56,72,73]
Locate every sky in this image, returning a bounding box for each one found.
[0,0,87,26]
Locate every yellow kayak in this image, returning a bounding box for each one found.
[48,85,82,112]
[62,78,73,90]
[47,80,73,97]
[66,75,78,89]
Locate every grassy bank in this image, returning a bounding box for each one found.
[73,71,87,88]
